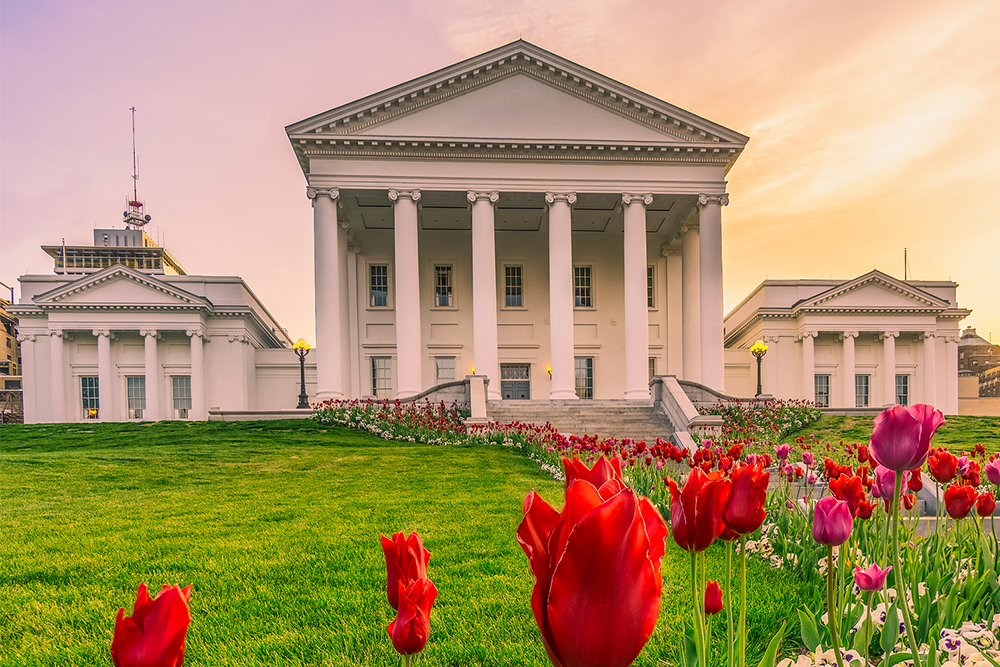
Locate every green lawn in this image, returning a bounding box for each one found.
[784,414,1000,452]
[1,420,817,666]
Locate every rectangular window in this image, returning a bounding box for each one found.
[814,374,830,407]
[855,375,870,408]
[505,265,523,307]
[574,266,593,308]
[370,264,389,308]
[171,376,192,419]
[81,376,99,419]
[896,375,909,406]
[435,357,455,382]
[434,265,453,307]
[647,266,655,308]
[649,357,656,381]
[575,357,594,399]
[372,357,392,399]
[126,376,146,420]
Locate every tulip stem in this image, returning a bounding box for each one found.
[725,542,734,667]
[402,655,411,667]
[893,473,923,667]
[691,551,708,667]
[738,534,747,667]
[827,546,847,667]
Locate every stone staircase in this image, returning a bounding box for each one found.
[486,399,675,444]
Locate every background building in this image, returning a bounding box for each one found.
[723,270,970,413]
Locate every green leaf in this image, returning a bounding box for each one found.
[798,607,822,652]
[852,614,874,653]
[680,618,699,667]
[755,621,787,667]
[883,652,915,667]
[880,602,900,655]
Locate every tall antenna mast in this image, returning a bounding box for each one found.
[123,106,151,229]
[904,248,908,280]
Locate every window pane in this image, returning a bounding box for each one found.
[370,264,389,307]
[814,375,830,407]
[574,266,592,308]
[895,375,909,406]
[649,357,656,381]
[647,266,654,308]
[172,376,192,409]
[372,357,392,399]
[575,357,594,399]
[505,266,522,307]
[855,375,870,408]
[82,376,99,419]
[127,376,146,419]
[434,265,453,307]
[435,357,455,382]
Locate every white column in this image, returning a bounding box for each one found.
[142,330,159,421]
[49,329,67,423]
[945,335,959,414]
[309,187,344,400]
[881,331,898,406]
[469,191,501,400]
[188,329,206,420]
[347,243,362,399]
[17,334,37,423]
[841,331,857,408]
[922,332,937,407]
[680,223,701,383]
[665,247,684,376]
[94,329,112,421]
[338,220,352,395]
[800,331,816,402]
[228,334,249,410]
[390,189,422,398]
[546,192,578,399]
[623,193,653,399]
[697,193,728,390]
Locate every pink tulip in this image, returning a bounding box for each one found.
[854,563,892,591]
[774,444,791,461]
[812,496,853,546]
[869,404,944,472]
[871,465,901,499]
[986,460,1000,486]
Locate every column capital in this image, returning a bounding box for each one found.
[388,189,421,202]
[348,243,362,254]
[228,333,251,344]
[796,330,817,341]
[697,193,730,208]
[762,334,781,344]
[48,328,65,338]
[877,331,899,341]
[944,335,961,344]
[680,222,699,234]
[16,333,36,343]
[467,191,499,204]
[93,329,110,338]
[186,329,209,341]
[661,242,681,257]
[922,331,937,339]
[544,192,577,205]
[622,193,653,206]
[139,328,159,338]
[306,187,339,201]
[836,331,859,341]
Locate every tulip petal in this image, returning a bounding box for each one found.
[516,490,562,654]
[870,405,924,471]
[546,490,661,667]
[638,496,668,574]
[563,456,592,489]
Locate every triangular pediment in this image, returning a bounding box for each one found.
[287,41,748,148]
[33,265,212,309]
[797,271,949,311]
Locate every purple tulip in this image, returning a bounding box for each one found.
[812,496,854,546]
[957,456,970,476]
[774,444,792,461]
[986,460,1000,486]
[808,473,817,485]
[871,465,901,499]
[854,563,892,591]
[802,452,815,467]
[869,404,944,472]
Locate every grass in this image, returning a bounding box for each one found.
[1,420,818,666]
[784,414,1000,453]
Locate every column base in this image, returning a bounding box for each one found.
[624,389,651,400]
[549,390,580,400]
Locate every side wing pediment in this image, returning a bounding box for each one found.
[34,267,210,309]
[799,273,949,311]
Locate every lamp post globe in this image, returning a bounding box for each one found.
[293,338,311,409]
[750,340,768,398]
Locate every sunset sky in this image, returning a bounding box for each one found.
[2,0,998,343]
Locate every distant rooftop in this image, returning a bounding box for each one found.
[960,326,992,347]
[42,227,186,276]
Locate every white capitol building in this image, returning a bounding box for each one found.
[11,41,968,423]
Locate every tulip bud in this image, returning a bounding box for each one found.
[977,491,997,517]
[704,580,723,616]
[853,563,891,591]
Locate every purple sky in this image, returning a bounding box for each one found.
[3,0,998,343]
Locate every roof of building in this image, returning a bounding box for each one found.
[959,327,992,347]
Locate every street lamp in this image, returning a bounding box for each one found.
[750,339,768,398]
[293,338,311,409]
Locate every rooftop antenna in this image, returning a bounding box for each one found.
[123,107,152,230]
[904,248,909,280]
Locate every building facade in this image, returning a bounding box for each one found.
[287,40,748,402]
[723,271,970,413]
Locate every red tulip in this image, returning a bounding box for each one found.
[812,496,853,546]
[381,531,430,610]
[111,583,192,667]
[828,475,866,516]
[869,404,944,472]
[856,498,877,520]
[704,581,723,616]
[944,484,978,520]
[563,455,626,497]
[902,494,915,511]
[667,469,733,552]
[927,449,959,484]
[387,577,438,656]
[723,463,769,536]
[977,491,997,517]
[517,456,668,667]
[854,564,891,591]
[856,445,870,464]
[907,469,923,492]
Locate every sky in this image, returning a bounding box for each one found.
[2,0,998,343]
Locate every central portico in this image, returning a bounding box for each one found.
[287,41,748,401]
